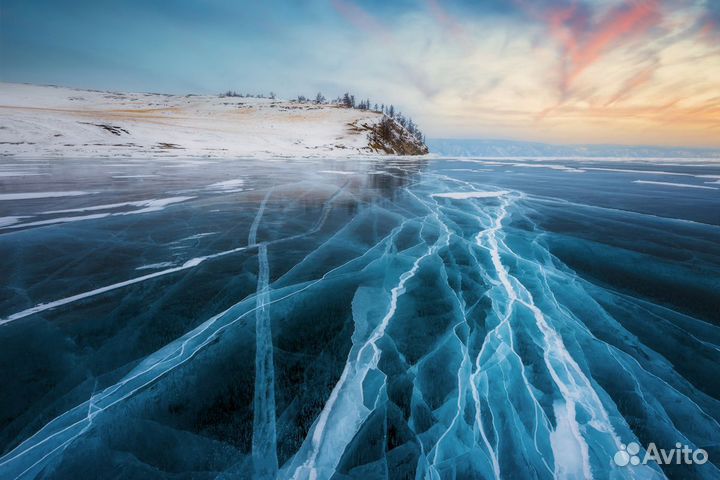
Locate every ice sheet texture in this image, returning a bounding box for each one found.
[1,156,719,479]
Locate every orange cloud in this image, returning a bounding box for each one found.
[604,64,657,106]
[565,1,661,87]
[518,1,662,95]
[329,0,719,146]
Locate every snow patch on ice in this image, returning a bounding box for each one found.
[182,257,205,268]
[0,216,31,227]
[0,172,46,177]
[112,175,159,179]
[121,196,195,214]
[550,401,587,479]
[318,170,356,175]
[206,179,245,191]
[136,262,176,271]
[587,167,691,176]
[3,197,195,230]
[3,213,112,228]
[43,197,195,215]
[633,180,718,190]
[175,232,218,242]
[432,191,509,199]
[0,191,96,201]
[513,163,585,173]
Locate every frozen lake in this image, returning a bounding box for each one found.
[1,156,719,479]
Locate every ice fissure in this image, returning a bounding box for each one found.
[252,192,279,478]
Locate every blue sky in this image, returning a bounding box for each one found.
[2,0,402,95]
[1,0,719,146]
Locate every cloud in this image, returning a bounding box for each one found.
[516,0,663,95]
[604,63,658,106]
[696,1,720,43]
[330,0,388,38]
[2,0,718,146]
[425,0,473,46]
[329,0,440,97]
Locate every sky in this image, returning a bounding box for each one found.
[1,0,719,147]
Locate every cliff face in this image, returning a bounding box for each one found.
[363,116,429,156]
[0,83,428,159]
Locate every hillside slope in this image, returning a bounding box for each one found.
[0,83,427,159]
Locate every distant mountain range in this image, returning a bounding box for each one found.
[427,138,720,158]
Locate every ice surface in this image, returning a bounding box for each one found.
[633,180,718,190]
[1,156,719,479]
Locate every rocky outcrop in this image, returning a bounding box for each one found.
[356,116,429,156]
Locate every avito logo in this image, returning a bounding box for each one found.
[614,441,709,467]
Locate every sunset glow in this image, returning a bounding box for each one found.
[328,0,720,146]
[2,0,719,146]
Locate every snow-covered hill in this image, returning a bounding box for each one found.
[0,83,427,159]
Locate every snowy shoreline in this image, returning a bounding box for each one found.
[0,83,427,159]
